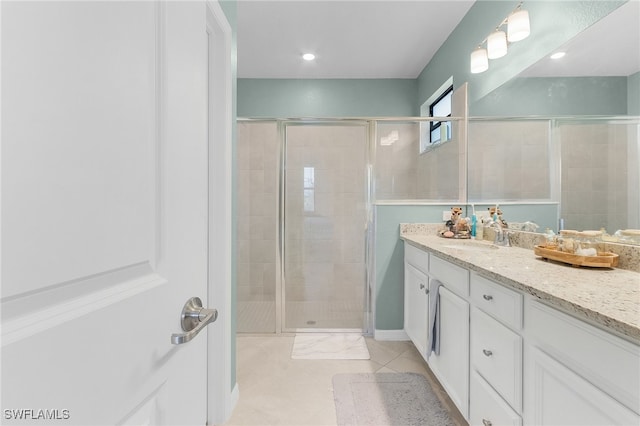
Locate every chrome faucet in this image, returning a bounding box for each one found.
[489,219,510,247]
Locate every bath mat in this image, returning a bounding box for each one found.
[332,372,455,426]
[291,333,370,360]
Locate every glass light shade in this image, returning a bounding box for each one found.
[487,30,508,59]
[470,48,488,74]
[508,9,530,42]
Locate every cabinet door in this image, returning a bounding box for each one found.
[524,346,639,426]
[404,263,428,356]
[428,286,470,419]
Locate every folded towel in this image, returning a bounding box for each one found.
[427,279,442,357]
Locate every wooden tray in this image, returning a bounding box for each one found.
[534,245,619,268]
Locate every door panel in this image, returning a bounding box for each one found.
[2,1,156,299]
[2,2,215,424]
[283,124,368,331]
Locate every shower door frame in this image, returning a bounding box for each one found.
[277,119,374,334]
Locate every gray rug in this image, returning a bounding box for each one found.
[332,373,455,426]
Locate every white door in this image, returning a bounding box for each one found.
[1,1,232,425]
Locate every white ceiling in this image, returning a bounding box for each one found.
[237,0,475,79]
[519,0,640,78]
[237,0,640,80]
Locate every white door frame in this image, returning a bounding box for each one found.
[204,1,236,424]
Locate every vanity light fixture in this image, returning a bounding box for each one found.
[487,30,508,59]
[470,1,531,73]
[470,47,489,74]
[507,6,531,42]
[302,53,316,61]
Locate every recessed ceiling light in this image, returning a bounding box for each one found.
[302,53,315,61]
[550,52,566,60]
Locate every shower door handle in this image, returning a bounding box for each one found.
[171,297,218,345]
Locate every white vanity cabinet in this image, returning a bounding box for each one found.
[524,299,640,426]
[401,238,640,426]
[404,243,429,356]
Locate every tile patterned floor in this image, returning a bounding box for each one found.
[291,333,370,360]
[221,335,467,426]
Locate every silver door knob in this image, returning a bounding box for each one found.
[171,297,218,345]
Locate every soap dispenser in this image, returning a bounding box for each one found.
[470,204,477,239]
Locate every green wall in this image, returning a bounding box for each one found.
[470,76,629,116]
[238,78,418,117]
[375,205,448,330]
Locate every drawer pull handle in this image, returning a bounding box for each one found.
[482,294,493,301]
[483,349,493,357]
[482,420,492,426]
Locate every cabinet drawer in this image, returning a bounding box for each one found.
[471,273,522,330]
[470,370,522,426]
[471,307,522,412]
[527,299,640,415]
[430,255,469,297]
[404,242,429,273]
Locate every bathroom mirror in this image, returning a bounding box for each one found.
[468,1,640,236]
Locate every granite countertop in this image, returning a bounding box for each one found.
[400,225,640,343]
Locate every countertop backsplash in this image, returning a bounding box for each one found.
[400,223,640,272]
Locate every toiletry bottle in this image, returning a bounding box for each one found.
[476,218,484,240]
[471,205,477,239]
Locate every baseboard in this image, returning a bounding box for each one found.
[228,382,239,419]
[374,329,409,341]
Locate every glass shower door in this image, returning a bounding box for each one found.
[283,123,369,331]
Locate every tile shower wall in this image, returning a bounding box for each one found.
[237,122,279,332]
[559,121,638,232]
[375,121,460,201]
[467,120,550,201]
[416,128,461,201]
[375,123,419,200]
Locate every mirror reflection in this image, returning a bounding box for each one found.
[469,1,639,238]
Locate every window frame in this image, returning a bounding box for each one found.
[429,85,453,144]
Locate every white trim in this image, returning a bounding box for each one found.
[204,1,234,425]
[374,329,410,341]
[228,383,240,418]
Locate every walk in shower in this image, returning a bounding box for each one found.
[236,120,371,333]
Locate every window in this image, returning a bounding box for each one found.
[303,167,315,212]
[419,77,453,153]
[429,85,453,144]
